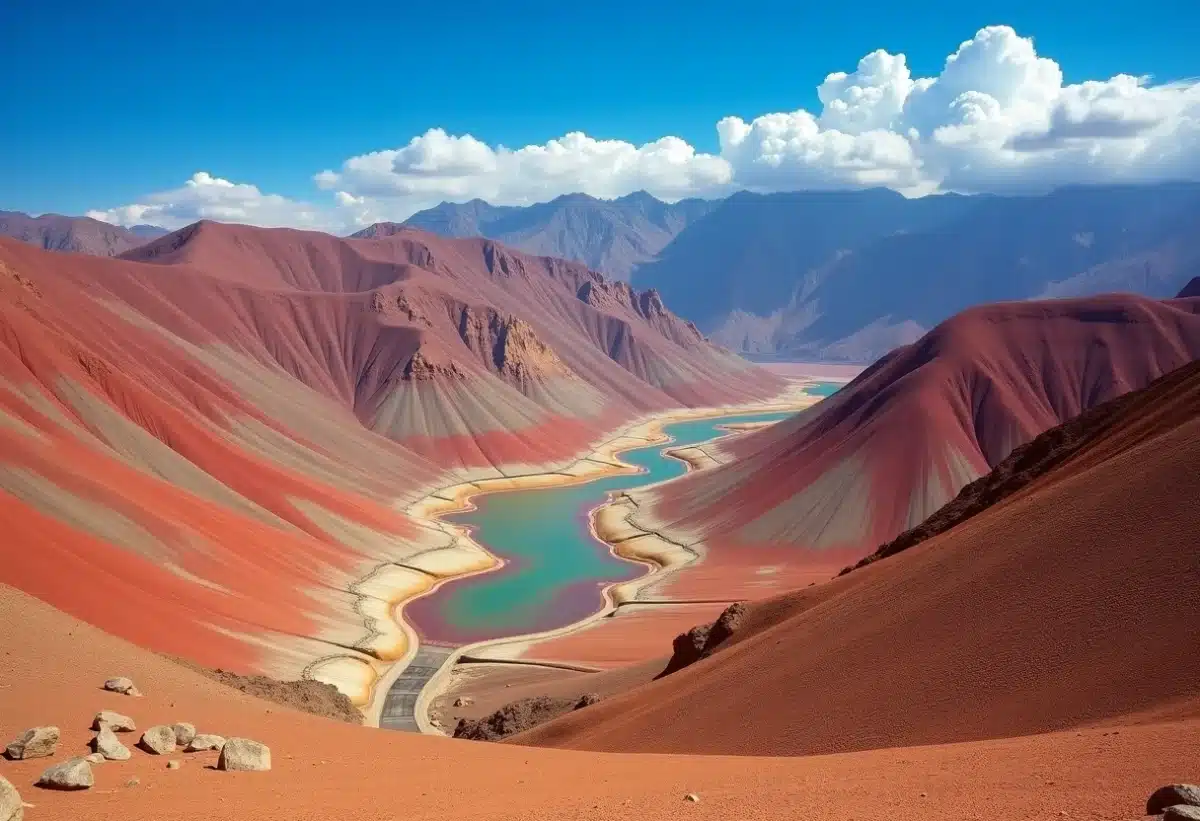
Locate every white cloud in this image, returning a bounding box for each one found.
[87,172,339,231]
[89,26,1200,231]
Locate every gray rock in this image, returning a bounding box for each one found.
[103,677,141,697]
[185,734,226,752]
[1149,785,1200,815]
[139,725,177,755]
[217,738,271,772]
[1165,807,1200,821]
[36,758,93,791]
[92,726,132,761]
[92,710,136,732]
[5,727,59,760]
[0,775,23,821]
[172,722,196,747]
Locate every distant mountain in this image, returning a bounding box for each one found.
[394,191,717,280]
[0,210,166,256]
[632,183,1200,362]
[1178,277,1200,298]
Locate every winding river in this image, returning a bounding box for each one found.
[403,383,841,646]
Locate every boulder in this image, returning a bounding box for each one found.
[139,725,177,755]
[5,727,59,760]
[92,726,132,761]
[35,758,93,791]
[172,723,196,747]
[185,734,226,752]
[217,738,271,771]
[103,677,141,697]
[1165,807,1200,821]
[92,710,135,732]
[0,775,23,821]
[1149,786,1200,815]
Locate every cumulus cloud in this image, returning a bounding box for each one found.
[87,172,338,231]
[89,26,1200,231]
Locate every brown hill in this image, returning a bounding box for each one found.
[518,358,1200,755]
[0,223,780,709]
[0,210,164,256]
[619,293,1200,597]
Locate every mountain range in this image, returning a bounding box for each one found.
[0,210,166,256]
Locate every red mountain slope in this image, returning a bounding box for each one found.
[0,223,781,703]
[621,294,1200,590]
[521,358,1200,755]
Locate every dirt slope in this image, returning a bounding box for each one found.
[624,293,1200,595]
[0,224,780,699]
[2,583,1197,821]
[520,359,1200,755]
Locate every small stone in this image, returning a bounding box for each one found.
[139,725,177,755]
[920,792,928,798]
[1165,807,1200,821]
[125,777,140,788]
[0,775,23,821]
[172,723,196,747]
[5,727,59,760]
[84,753,105,765]
[92,710,136,732]
[1150,786,1200,815]
[217,738,271,772]
[574,693,601,709]
[35,759,93,791]
[92,726,132,761]
[453,697,473,708]
[166,761,181,770]
[103,677,141,696]
[685,793,700,803]
[185,734,226,752]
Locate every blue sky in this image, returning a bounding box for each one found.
[2,0,1197,223]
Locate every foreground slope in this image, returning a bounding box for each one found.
[0,210,165,256]
[3,583,1198,821]
[0,224,779,701]
[521,359,1200,755]
[621,293,1200,588]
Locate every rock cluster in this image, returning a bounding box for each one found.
[1149,784,1200,817]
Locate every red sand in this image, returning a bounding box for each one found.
[3,583,1198,821]
[520,358,1200,755]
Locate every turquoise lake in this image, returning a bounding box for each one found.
[404,382,842,645]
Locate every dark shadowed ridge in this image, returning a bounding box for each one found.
[0,209,166,257]
[1178,276,1200,298]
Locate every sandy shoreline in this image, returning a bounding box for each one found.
[379,378,830,733]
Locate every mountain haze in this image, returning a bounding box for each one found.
[0,209,167,256]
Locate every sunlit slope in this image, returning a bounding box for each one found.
[523,358,1200,755]
[0,225,781,694]
[625,294,1200,583]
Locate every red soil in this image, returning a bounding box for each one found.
[519,358,1200,755]
[3,583,1197,821]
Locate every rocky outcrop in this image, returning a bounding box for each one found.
[453,694,604,742]
[172,723,197,746]
[92,710,135,732]
[103,677,141,696]
[657,602,748,678]
[217,738,271,771]
[402,349,468,381]
[457,306,571,387]
[185,734,226,752]
[0,775,22,821]
[1149,785,1200,815]
[5,727,59,760]
[176,662,363,725]
[139,726,177,755]
[1166,807,1200,821]
[91,726,132,761]
[35,758,93,791]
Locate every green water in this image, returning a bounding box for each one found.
[405,383,842,644]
